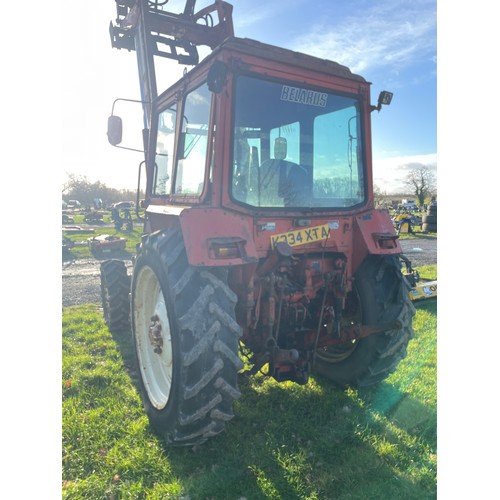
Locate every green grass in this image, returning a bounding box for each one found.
[62,273,437,499]
[414,264,437,281]
[397,231,437,240]
[63,226,142,259]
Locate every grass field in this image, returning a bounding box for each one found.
[62,266,437,499]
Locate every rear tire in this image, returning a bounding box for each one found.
[100,259,131,333]
[313,255,415,388]
[131,228,243,446]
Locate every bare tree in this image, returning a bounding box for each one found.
[403,164,436,206]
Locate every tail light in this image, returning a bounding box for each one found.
[372,232,398,249]
[208,237,247,260]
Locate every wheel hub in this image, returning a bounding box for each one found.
[148,314,164,354]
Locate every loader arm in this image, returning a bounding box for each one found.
[109,0,234,151]
[110,0,234,66]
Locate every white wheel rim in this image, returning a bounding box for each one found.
[134,265,173,410]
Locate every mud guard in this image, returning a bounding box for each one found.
[179,208,258,266]
[352,209,402,272]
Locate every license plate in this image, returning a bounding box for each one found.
[270,223,330,249]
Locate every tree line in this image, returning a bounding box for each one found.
[62,174,143,208]
[64,164,436,209]
[374,165,437,206]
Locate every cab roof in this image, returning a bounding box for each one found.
[209,36,368,84]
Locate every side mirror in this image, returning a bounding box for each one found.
[107,115,123,145]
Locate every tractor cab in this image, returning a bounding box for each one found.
[106,2,391,231]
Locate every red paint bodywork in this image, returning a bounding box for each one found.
[143,37,400,273]
[135,35,401,382]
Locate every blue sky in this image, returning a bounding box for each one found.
[61,0,437,194]
[233,0,437,194]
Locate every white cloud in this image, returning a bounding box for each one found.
[233,8,274,29]
[291,1,436,75]
[373,153,436,194]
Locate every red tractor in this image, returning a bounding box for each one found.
[100,0,415,447]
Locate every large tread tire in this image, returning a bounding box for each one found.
[100,259,131,333]
[422,214,437,224]
[422,222,437,233]
[131,228,243,447]
[313,255,415,388]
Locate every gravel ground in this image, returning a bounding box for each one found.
[62,257,134,307]
[399,237,438,268]
[62,237,437,307]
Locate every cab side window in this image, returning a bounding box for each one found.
[153,107,176,196]
[175,85,212,194]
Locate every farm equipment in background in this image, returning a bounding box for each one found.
[88,234,127,254]
[111,207,133,231]
[62,213,74,224]
[400,255,437,301]
[84,210,105,223]
[62,235,75,256]
[100,0,416,447]
[409,279,437,301]
[393,213,414,235]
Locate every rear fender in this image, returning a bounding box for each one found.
[144,205,183,234]
[179,208,258,267]
[352,209,401,271]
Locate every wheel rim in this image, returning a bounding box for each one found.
[134,265,173,410]
[315,340,359,363]
[315,291,361,364]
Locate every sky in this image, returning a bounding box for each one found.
[61,0,437,195]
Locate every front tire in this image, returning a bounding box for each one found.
[131,228,243,446]
[313,255,415,388]
[100,259,131,333]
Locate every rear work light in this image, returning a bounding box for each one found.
[371,90,393,112]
